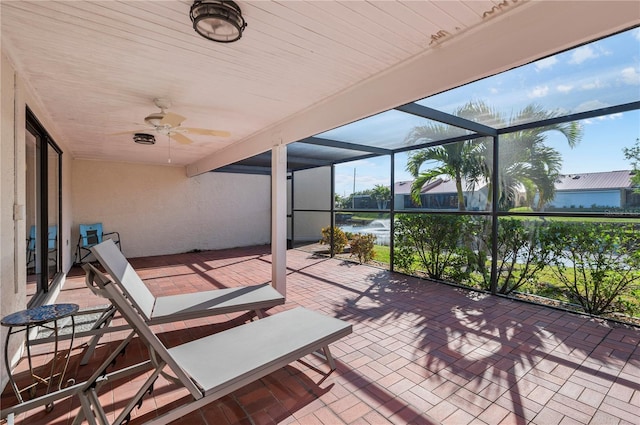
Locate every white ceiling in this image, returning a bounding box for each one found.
[2,1,638,172]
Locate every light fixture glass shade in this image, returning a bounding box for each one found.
[190,0,247,43]
[133,133,156,145]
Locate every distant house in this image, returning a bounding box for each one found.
[394,178,489,210]
[352,194,377,209]
[392,170,640,212]
[545,170,639,209]
[348,194,390,209]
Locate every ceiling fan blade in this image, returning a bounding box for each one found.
[171,133,193,145]
[182,127,231,137]
[161,112,186,127]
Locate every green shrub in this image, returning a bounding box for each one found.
[319,226,348,255]
[469,218,551,295]
[539,222,640,315]
[349,233,376,264]
[394,214,472,282]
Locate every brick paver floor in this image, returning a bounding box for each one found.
[2,245,639,424]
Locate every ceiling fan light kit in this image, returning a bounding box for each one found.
[114,98,230,145]
[144,98,173,127]
[144,112,165,127]
[190,0,247,43]
[133,133,156,145]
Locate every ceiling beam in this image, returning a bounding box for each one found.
[298,137,392,155]
[500,101,640,134]
[287,155,335,167]
[395,103,497,136]
[214,165,272,175]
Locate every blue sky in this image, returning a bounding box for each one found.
[332,27,640,197]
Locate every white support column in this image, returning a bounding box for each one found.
[271,143,287,297]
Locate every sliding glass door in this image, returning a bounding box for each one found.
[26,108,61,303]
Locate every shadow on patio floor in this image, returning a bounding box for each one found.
[3,246,639,424]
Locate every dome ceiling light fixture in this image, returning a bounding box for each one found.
[133,133,156,145]
[190,0,247,43]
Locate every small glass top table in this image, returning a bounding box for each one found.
[2,303,78,412]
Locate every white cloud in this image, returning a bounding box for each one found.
[489,87,499,94]
[528,85,549,98]
[569,46,598,64]
[574,100,610,113]
[557,84,573,93]
[633,28,640,40]
[596,113,623,121]
[535,56,557,71]
[621,67,640,85]
[582,112,623,125]
[581,79,606,90]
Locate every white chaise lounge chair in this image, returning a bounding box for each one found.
[78,239,285,364]
[77,262,352,425]
[0,264,351,424]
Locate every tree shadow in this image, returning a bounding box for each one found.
[330,268,640,423]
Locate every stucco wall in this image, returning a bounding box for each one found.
[0,52,22,392]
[292,167,331,242]
[1,52,76,391]
[293,166,331,210]
[71,160,271,258]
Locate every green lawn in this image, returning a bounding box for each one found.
[369,243,640,320]
[373,245,390,263]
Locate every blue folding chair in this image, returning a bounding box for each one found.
[75,223,120,264]
[26,225,57,270]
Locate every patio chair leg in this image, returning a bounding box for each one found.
[113,365,164,425]
[312,345,336,370]
[80,305,117,365]
[87,387,110,425]
[77,391,98,425]
[325,346,336,370]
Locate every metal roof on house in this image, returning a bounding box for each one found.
[394,170,634,196]
[555,170,634,191]
[394,178,487,195]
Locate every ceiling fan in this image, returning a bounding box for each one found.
[114,98,230,144]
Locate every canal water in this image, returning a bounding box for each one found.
[339,219,390,246]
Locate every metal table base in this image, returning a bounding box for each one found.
[2,303,79,412]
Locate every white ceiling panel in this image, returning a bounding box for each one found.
[2,1,634,170]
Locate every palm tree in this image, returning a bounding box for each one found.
[495,104,581,210]
[623,137,640,192]
[405,101,500,210]
[405,101,582,211]
[370,184,391,209]
[405,141,482,210]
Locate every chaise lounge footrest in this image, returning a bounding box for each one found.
[170,307,351,398]
[144,307,351,425]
